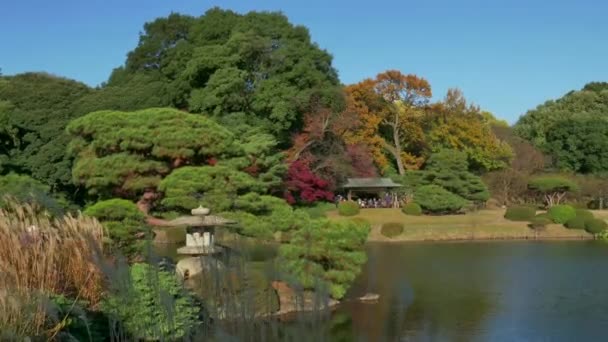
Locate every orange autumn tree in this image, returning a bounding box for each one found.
[344,70,431,175]
[427,89,513,172]
[342,80,388,171]
[287,97,377,188]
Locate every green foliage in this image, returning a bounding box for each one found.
[414,185,468,214]
[515,84,608,149]
[575,209,594,220]
[528,176,579,193]
[159,165,263,212]
[222,194,311,239]
[337,201,360,216]
[402,202,422,216]
[106,8,343,142]
[595,230,608,240]
[529,216,551,230]
[67,108,236,197]
[547,204,577,224]
[528,176,579,206]
[48,295,108,342]
[83,198,145,222]
[423,150,490,202]
[279,218,370,299]
[0,173,66,215]
[0,73,92,190]
[84,199,147,257]
[584,218,608,234]
[301,202,336,219]
[504,206,536,221]
[380,222,404,238]
[102,263,199,340]
[545,119,608,173]
[565,216,586,230]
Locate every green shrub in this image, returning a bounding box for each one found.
[547,205,576,224]
[102,263,199,340]
[414,185,468,214]
[575,209,594,220]
[565,217,586,230]
[48,295,108,341]
[585,218,608,234]
[84,199,146,221]
[337,201,360,216]
[504,206,536,221]
[84,199,147,257]
[381,222,404,238]
[302,202,336,218]
[595,230,608,240]
[529,217,551,230]
[402,202,422,216]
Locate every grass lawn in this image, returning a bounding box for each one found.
[327,208,596,242]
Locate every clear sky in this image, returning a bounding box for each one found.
[1,0,607,123]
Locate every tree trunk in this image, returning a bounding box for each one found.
[136,189,170,225]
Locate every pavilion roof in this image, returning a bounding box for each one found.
[342,178,402,189]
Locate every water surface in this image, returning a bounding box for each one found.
[338,241,608,341]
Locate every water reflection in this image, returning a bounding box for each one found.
[340,241,608,342]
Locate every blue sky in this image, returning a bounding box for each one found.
[1,0,607,123]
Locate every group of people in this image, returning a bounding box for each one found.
[335,193,404,208]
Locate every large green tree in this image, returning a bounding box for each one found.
[0,73,91,191]
[66,108,237,211]
[515,83,608,149]
[544,118,608,173]
[102,8,343,142]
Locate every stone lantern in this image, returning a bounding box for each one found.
[163,205,235,255]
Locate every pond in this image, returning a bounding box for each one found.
[338,241,608,341]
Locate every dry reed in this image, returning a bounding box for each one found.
[0,200,106,337]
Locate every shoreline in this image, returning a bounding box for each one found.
[366,234,594,243]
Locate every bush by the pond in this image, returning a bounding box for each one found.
[575,209,594,220]
[584,218,608,234]
[337,201,360,216]
[565,216,586,230]
[402,202,422,216]
[381,222,404,238]
[102,263,199,340]
[547,205,577,224]
[84,199,147,257]
[529,216,552,230]
[414,185,468,214]
[504,206,536,221]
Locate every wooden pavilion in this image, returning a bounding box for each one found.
[342,178,402,201]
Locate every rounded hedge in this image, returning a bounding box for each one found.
[565,217,586,230]
[402,202,422,216]
[504,206,536,221]
[575,209,594,220]
[381,222,404,238]
[585,218,608,234]
[414,185,468,214]
[84,198,145,222]
[547,205,577,224]
[337,201,360,216]
[529,217,551,230]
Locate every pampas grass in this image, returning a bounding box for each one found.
[0,200,106,337]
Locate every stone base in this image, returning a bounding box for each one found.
[271,281,339,316]
[176,256,225,279]
[177,245,222,255]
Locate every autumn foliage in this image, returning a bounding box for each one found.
[283,160,334,205]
